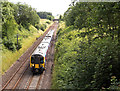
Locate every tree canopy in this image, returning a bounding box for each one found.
[37,11,54,20]
[52,2,120,90]
[1,1,40,51]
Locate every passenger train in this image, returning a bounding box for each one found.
[30,29,54,73]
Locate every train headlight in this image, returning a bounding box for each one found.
[32,64,34,66]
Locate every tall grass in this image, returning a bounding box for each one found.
[40,19,53,29]
[2,20,52,74]
[2,31,43,74]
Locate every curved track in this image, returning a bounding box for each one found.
[2,22,58,90]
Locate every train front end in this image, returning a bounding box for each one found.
[30,29,54,73]
[30,54,45,73]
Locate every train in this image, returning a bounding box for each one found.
[30,29,55,73]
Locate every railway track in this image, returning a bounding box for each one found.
[2,22,58,90]
[26,23,58,90]
[26,73,42,90]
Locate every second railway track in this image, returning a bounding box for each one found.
[2,22,58,90]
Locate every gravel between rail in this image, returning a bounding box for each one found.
[2,22,58,90]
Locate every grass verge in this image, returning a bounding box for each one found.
[1,20,53,74]
[1,30,43,74]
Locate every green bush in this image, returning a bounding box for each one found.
[52,26,120,89]
[40,24,47,31]
[46,21,50,24]
[109,76,120,90]
[3,38,16,51]
[47,15,54,20]
[52,1,120,90]
[3,37,22,51]
[35,24,41,30]
[2,1,41,51]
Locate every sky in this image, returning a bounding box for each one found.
[8,0,72,16]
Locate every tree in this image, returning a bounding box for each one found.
[14,3,40,29]
[37,11,54,20]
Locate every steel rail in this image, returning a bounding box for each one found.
[36,75,42,90]
[2,23,56,90]
[12,64,30,90]
[26,75,34,90]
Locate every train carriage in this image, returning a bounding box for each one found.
[30,30,54,73]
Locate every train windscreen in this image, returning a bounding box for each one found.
[31,55,44,64]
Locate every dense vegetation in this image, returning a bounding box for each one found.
[1,1,52,51]
[1,1,53,74]
[52,2,120,90]
[37,12,54,20]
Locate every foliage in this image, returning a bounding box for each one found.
[52,25,120,90]
[39,24,47,31]
[64,2,120,39]
[2,30,43,74]
[37,11,54,20]
[1,1,42,51]
[14,3,40,29]
[52,2,120,90]
[35,24,41,30]
[47,15,54,20]
[1,1,52,74]
[46,21,50,24]
[108,76,120,90]
[3,38,16,51]
[59,15,64,21]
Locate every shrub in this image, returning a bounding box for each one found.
[46,21,50,24]
[40,24,47,31]
[52,26,120,89]
[35,24,41,30]
[3,38,16,51]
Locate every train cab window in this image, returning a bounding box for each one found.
[31,56,34,64]
[31,55,40,64]
[31,55,44,64]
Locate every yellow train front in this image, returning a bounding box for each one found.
[30,29,54,73]
[30,54,45,73]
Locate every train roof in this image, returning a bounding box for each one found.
[42,36,52,44]
[46,30,54,37]
[32,43,49,57]
[32,30,55,57]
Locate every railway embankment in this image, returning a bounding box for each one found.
[1,2,54,75]
[1,20,52,75]
[52,20,120,89]
[1,22,58,90]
